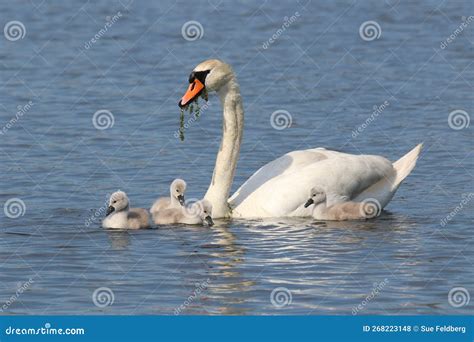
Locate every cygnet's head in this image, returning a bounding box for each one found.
[106,191,129,216]
[170,179,186,205]
[192,199,214,226]
[304,186,327,208]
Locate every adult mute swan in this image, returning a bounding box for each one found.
[178,59,422,219]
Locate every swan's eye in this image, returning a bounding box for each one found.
[176,189,179,192]
[113,200,117,204]
[312,194,316,197]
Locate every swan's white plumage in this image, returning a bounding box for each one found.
[183,59,422,219]
[229,149,398,218]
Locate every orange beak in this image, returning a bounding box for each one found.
[179,79,205,108]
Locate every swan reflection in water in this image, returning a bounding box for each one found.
[100,212,420,314]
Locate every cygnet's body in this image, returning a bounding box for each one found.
[150,179,186,220]
[102,191,150,229]
[153,199,214,226]
[304,186,380,221]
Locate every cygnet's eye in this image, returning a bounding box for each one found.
[312,194,316,197]
[113,200,117,204]
[176,189,179,192]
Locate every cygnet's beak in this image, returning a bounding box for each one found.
[106,206,115,216]
[204,215,214,227]
[177,195,185,206]
[304,198,314,208]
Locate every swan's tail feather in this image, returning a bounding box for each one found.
[391,143,423,190]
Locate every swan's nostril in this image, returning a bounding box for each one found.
[190,82,196,91]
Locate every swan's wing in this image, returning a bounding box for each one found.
[231,152,394,218]
[353,143,422,208]
[229,148,332,206]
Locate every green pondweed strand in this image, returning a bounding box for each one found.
[178,88,208,141]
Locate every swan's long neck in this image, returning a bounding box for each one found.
[204,78,244,218]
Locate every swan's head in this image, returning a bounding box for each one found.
[179,59,234,108]
[106,191,129,216]
[170,179,186,205]
[194,199,214,226]
[304,187,327,208]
